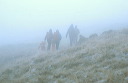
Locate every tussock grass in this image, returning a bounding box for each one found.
[1,28,128,83]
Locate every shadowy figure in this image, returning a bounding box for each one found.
[66,24,76,46]
[74,25,80,44]
[55,30,62,50]
[38,41,46,51]
[52,30,62,50]
[52,32,56,51]
[45,29,53,50]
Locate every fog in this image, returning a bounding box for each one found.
[0,0,128,46]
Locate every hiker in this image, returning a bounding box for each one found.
[74,25,80,44]
[52,32,56,51]
[66,24,76,46]
[52,30,62,50]
[45,29,53,50]
[55,30,62,50]
[38,41,46,51]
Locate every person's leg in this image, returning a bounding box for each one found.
[56,41,60,50]
[47,43,50,50]
[74,37,77,45]
[47,41,52,51]
[72,37,76,46]
[69,35,72,46]
[52,43,55,51]
[74,37,77,44]
[47,44,50,50]
[70,38,72,46]
[49,42,52,50]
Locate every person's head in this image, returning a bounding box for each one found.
[49,29,52,33]
[70,24,74,29]
[54,31,56,34]
[56,29,59,33]
[75,25,77,29]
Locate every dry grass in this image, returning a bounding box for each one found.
[0,28,128,83]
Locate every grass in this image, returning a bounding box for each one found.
[0,28,128,83]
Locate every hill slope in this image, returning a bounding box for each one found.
[0,29,128,83]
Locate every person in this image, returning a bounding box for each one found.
[45,29,53,50]
[74,25,80,44]
[55,30,62,50]
[52,30,62,50]
[38,41,46,51]
[66,24,76,46]
[52,32,56,51]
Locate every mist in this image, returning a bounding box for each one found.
[1,1,128,82]
[0,0,128,46]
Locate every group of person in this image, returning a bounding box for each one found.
[39,24,80,51]
[45,29,62,51]
[66,24,80,46]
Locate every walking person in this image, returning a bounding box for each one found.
[45,29,53,51]
[55,30,62,50]
[66,24,76,46]
[74,25,80,44]
[52,32,56,51]
[52,30,62,50]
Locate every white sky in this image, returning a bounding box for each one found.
[0,0,128,45]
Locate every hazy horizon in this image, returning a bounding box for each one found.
[0,0,128,46]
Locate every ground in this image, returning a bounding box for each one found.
[0,29,128,83]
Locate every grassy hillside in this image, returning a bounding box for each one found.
[0,29,128,83]
[0,43,38,72]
